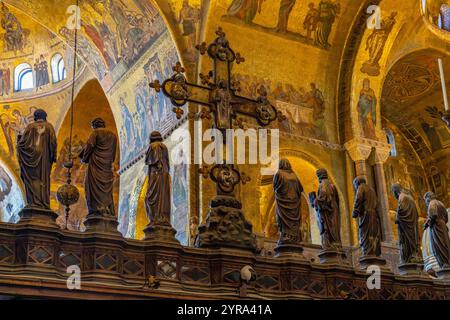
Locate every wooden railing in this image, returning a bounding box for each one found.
[0,220,447,300]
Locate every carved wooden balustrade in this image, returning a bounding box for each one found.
[0,220,448,300]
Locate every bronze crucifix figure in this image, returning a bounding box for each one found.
[149,27,280,251]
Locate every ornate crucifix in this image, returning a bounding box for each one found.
[150,27,280,251]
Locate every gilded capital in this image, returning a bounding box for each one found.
[344,139,373,162]
[374,144,392,164]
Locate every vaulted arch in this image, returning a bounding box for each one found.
[52,79,120,230]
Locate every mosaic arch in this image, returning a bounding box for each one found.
[381,49,450,210]
[0,1,189,237]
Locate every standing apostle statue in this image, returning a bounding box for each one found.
[391,183,422,267]
[143,131,177,242]
[311,169,342,250]
[310,169,346,264]
[79,118,118,233]
[352,176,385,268]
[423,191,450,270]
[17,109,57,221]
[273,159,304,255]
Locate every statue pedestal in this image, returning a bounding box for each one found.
[318,249,347,265]
[436,268,450,281]
[84,214,120,235]
[274,242,304,258]
[359,255,389,271]
[18,207,59,227]
[398,262,424,276]
[143,223,179,243]
[196,196,256,252]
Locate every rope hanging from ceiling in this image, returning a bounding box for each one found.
[56,0,81,229]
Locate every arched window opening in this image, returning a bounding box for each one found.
[385,128,397,157]
[14,63,33,91]
[51,53,66,83]
[440,4,450,31]
[422,0,427,14]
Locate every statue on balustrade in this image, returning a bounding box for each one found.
[352,176,382,257]
[80,118,117,217]
[310,169,342,250]
[424,191,450,269]
[17,109,56,214]
[273,159,304,254]
[392,183,422,264]
[144,131,177,242]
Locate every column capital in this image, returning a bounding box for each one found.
[374,144,392,164]
[344,138,373,162]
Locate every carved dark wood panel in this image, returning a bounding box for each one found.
[156,260,177,279]
[0,243,14,264]
[95,253,118,272]
[255,274,280,291]
[123,256,145,277]
[27,243,54,265]
[180,265,210,284]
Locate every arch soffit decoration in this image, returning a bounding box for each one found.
[379,48,450,175]
[0,0,186,104]
[0,1,187,167]
[341,0,448,143]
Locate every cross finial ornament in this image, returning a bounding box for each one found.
[149,27,281,251]
[195,42,207,55]
[235,53,245,64]
[216,27,226,38]
[149,79,161,92]
[172,62,185,74]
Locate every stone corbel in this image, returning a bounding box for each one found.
[344,138,373,162]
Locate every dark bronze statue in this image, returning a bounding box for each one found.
[424,191,450,269]
[273,159,304,252]
[17,109,56,210]
[311,169,342,250]
[79,118,117,217]
[144,131,177,241]
[352,176,382,257]
[392,183,422,264]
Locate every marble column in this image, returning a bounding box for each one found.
[373,145,393,243]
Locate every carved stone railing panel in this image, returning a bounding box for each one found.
[0,221,449,300]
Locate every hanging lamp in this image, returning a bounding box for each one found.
[56,0,80,229]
